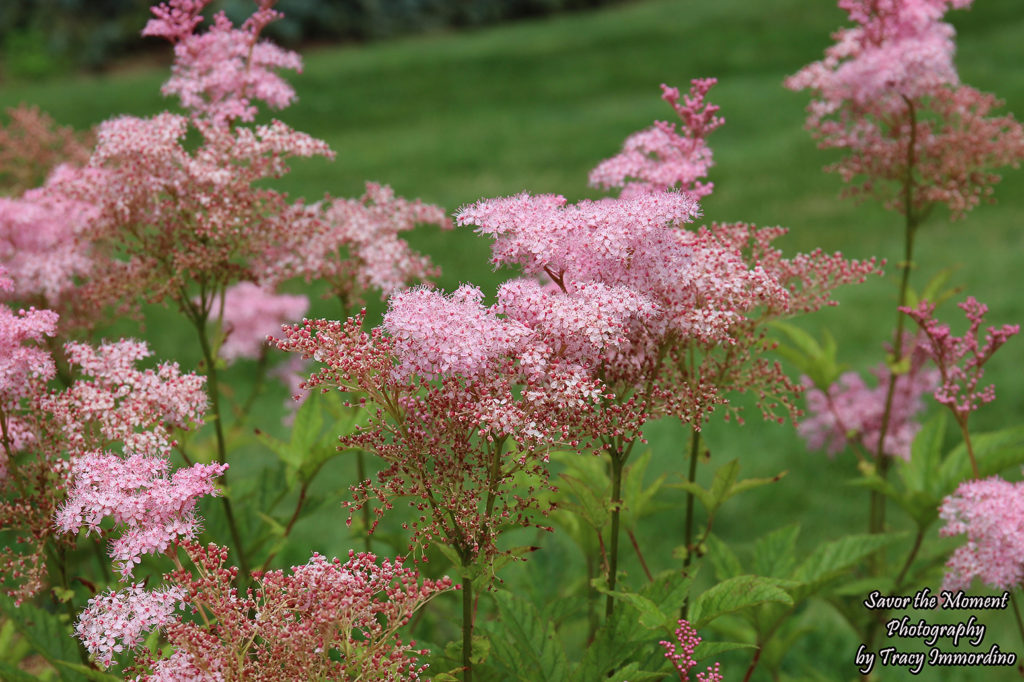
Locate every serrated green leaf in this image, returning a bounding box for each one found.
[638,569,695,624]
[752,525,800,579]
[486,592,568,682]
[730,469,788,499]
[0,596,86,681]
[572,608,648,682]
[669,479,713,512]
[791,533,903,601]
[290,389,325,458]
[705,533,743,581]
[899,413,946,497]
[593,584,669,630]
[254,429,301,471]
[605,662,665,681]
[693,640,758,661]
[558,473,610,529]
[707,459,740,511]
[53,662,122,682]
[690,575,793,628]
[940,425,1024,490]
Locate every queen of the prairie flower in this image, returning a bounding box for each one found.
[786,0,1024,219]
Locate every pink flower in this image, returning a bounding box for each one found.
[41,339,207,458]
[144,0,301,125]
[0,182,96,309]
[383,284,532,380]
[215,282,308,363]
[902,297,1019,419]
[787,0,1024,219]
[590,80,723,198]
[799,348,939,460]
[56,452,227,577]
[261,182,451,306]
[76,583,184,668]
[660,619,725,682]
[939,475,1024,593]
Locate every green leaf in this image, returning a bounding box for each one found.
[752,524,800,579]
[705,533,743,581]
[693,640,758,661]
[290,387,325,456]
[707,459,740,512]
[603,662,665,681]
[486,591,568,682]
[940,425,1024,489]
[638,569,695,626]
[689,575,793,629]
[592,582,670,630]
[668,479,713,513]
[0,594,86,681]
[770,322,843,388]
[791,533,903,601]
[572,608,649,682]
[53,662,122,682]
[621,450,668,526]
[899,413,946,498]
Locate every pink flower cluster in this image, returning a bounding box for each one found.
[264,182,452,306]
[902,297,1019,420]
[590,80,723,199]
[276,305,607,562]
[89,543,452,679]
[0,104,92,195]
[799,346,939,460]
[0,175,97,312]
[36,338,223,576]
[786,0,1024,219]
[384,284,531,380]
[786,0,968,111]
[143,0,301,125]
[56,453,227,577]
[0,273,57,416]
[660,619,724,682]
[76,583,184,667]
[938,475,1024,593]
[216,282,308,363]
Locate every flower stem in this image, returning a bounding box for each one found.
[681,427,700,618]
[869,96,920,557]
[356,450,373,552]
[605,445,625,619]
[191,304,251,580]
[462,572,474,682]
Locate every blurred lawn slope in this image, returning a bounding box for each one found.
[2,0,1021,678]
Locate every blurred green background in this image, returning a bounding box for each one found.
[2,0,1022,679]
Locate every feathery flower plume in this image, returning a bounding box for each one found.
[786,0,1024,219]
[81,542,452,678]
[902,297,1019,419]
[215,282,308,363]
[939,474,1024,593]
[590,80,723,199]
[799,338,939,459]
[263,182,452,308]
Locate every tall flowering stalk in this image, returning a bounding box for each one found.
[901,297,1019,477]
[0,105,92,196]
[461,83,876,623]
[275,293,602,680]
[787,0,1024,540]
[460,180,876,620]
[74,541,451,679]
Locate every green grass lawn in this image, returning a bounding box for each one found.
[2,0,1023,679]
